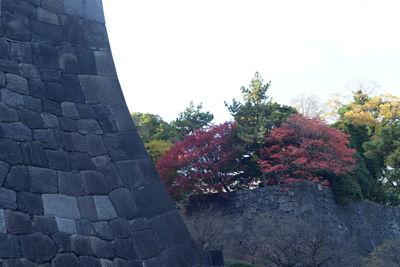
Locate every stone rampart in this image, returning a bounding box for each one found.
[0,0,207,266]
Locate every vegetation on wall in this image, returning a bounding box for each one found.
[132,73,400,206]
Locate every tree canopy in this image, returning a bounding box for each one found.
[156,122,249,200]
[259,114,356,186]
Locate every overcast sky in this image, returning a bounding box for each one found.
[102,0,400,123]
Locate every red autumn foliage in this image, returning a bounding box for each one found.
[156,122,243,200]
[259,114,356,185]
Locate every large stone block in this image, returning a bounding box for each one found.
[29,167,58,193]
[0,187,17,209]
[4,210,33,234]
[93,196,116,220]
[42,194,80,219]
[0,234,21,258]
[20,234,57,263]
[108,188,138,219]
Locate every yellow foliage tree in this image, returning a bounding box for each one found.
[343,93,400,129]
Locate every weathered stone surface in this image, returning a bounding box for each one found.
[79,256,102,267]
[56,217,77,234]
[0,187,17,209]
[77,196,98,221]
[109,188,138,219]
[20,142,48,167]
[81,170,109,194]
[42,194,80,219]
[18,109,44,129]
[1,122,32,141]
[93,196,117,220]
[5,165,29,191]
[109,218,130,239]
[52,253,80,267]
[58,171,85,196]
[19,63,41,81]
[0,209,6,233]
[76,219,95,236]
[3,12,30,41]
[93,221,113,240]
[90,237,114,258]
[2,259,35,267]
[0,89,24,107]
[52,232,71,253]
[18,192,44,215]
[29,167,57,193]
[113,238,137,260]
[33,216,58,235]
[6,74,29,94]
[45,150,70,171]
[4,210,33,234]
[10,42,32,63]
[61,102,80,119]
[20,234,57,263]
[0,234,21,258]
[71,235,92,255]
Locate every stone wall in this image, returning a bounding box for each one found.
[0,0,207,266]
[187,181,400,265]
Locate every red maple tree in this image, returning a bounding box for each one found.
[156,122,244,200]
[259,114,356,185]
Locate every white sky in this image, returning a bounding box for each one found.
[102,0,400,123]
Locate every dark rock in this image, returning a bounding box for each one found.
[2,259,35,267]
[33,216,58,235]
[77,196,98,221]
[60,75,85,103]
[3,12,30,41]
[23,96,42,113]
[4,210,33,234]
[109,218,130,239]
[113,238,137,260]
[18,109,44,129]
[79,256,102,267]
[71,235,92,255]
[52,253,80,267]
[90,237,114,258]
[1,122,32,141]
[45,82,64,102]
[109,188,138,219]
[54,130,74,151]
[32,44,59,70]
[31,20,63,45]
[0,234,21,258]
[28,166,57,193]
[10,42,32,63]
[0,187,17,209]
[51,232,71,253]
[76,47,97,75]
[0,140,23,164]
[43,100,62,116]
[76,219,95,236]
[20,142,48,167]
[93,221,113,240]
[71,152,96,171]
[84,134,107,156]
[58,171,85,196]
[81,170,109,194]
[5,165,29,191]
[18,192,44,215]
[42,194,80,219]
[20,234,57,263]
[33,129,57,149]
[59,117,77,132]
[45,149,71,171]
